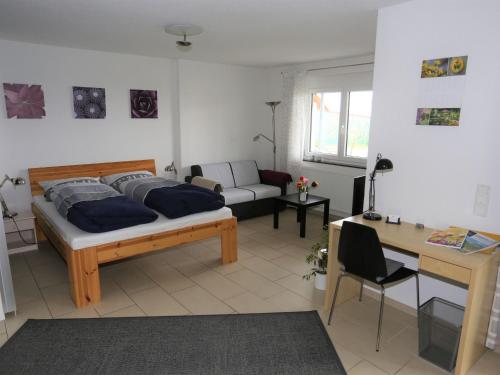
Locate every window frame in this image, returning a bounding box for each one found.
[303,65,373,169]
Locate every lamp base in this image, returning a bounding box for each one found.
[2,211,17,219]
[363,211,382,221]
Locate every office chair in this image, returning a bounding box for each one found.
[328,221,420,351]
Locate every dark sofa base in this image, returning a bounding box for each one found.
[228,198,285,221]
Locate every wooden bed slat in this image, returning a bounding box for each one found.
[96,218,236,264]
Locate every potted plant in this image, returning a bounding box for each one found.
[303,233,328,290]
[296,176,318,202]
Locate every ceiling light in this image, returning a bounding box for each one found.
[164,24,203,49]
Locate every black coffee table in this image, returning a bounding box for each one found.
[274,194,330,237]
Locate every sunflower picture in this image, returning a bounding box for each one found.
[448,56,467,76]
[421,58,449,78]
[421,55,468,78]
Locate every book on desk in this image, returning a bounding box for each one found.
[426,226,499,255]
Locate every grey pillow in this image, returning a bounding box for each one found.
[100,171,154,193]
[39,177,100,201]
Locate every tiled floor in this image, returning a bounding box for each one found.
[3,208,500,374]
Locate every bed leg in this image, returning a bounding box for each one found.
[34,218,47,242]
[221,217,237,264]
[67,247,101,307]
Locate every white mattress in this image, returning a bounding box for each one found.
[33,196,233,250]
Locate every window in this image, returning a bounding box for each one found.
[305,90,373,167]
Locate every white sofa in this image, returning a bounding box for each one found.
[188,160,288,220]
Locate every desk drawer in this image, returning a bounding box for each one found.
[420,256,471,285]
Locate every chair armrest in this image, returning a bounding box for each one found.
[191,176,223,193]
[259,170,293,196]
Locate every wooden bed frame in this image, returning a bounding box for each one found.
[28,159,237,308]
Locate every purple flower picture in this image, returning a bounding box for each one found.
[130,90,158,119]
[3,83,46,119]
[73,86,106,119]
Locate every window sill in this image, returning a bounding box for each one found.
[302,158,366,170]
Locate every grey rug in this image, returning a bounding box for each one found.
[0,311,346,375]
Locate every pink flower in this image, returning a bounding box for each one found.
[3,83,46,119]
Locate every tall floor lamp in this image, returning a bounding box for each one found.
[253,101,280,171]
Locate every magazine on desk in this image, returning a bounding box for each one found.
[426,227,499,254]
[426,227,468,249]
[459,231,499,255]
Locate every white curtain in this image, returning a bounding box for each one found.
[276,69,309,179]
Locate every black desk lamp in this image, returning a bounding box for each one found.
[363,153,393,221]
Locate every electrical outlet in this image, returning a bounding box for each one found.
[473,184,490,217]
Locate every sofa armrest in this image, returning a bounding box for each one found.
[191,165,203,177]
[191,176,223,193]
[259,170,293,196]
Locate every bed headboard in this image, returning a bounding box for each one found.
[28,159,157,196]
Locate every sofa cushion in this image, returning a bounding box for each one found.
[230,160,260,187]
[242,184,282,200]
[199,162,235,189]
[221,188,255,205]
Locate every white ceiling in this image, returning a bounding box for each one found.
[0,0,409,67]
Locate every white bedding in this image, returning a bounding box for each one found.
[33,196,233,250]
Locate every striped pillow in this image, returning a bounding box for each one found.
[101,171,154,193]
[39,177,100,201]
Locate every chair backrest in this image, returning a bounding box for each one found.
[352,175,366,216]
[338,221,388,282]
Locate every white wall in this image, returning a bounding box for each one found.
[0,40,176,213]
[0,41,273,212]
[178,60,272,177]
[366,0,500,308]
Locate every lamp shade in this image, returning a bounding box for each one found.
[374,157,393,172]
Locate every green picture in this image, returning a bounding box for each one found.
[416,108,431,125]
[416,108,460,126]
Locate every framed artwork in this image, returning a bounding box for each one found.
[416,108,461,126]
[3,83,46,119]
[73,86,106,119]
[417,55,468,127]
[421,56,468,78]
[130,89,158,118]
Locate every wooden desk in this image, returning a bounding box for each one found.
[324,215,500,375]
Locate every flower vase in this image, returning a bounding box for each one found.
[299,191,308,202]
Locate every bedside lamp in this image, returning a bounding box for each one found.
[363,153,393,221]
[0,174,26,218]
[164,161,178,181]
